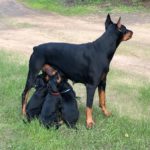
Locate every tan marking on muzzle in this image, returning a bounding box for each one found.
[122,31,133,41]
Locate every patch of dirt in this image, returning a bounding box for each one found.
[0,0,35,16]
[112,55,150,78]
[0,0,150,79]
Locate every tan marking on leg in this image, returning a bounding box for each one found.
[86,107,95,129]
[98,89,111,117]
[22,91,29,115]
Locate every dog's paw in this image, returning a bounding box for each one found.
[103,111,112,117]
[86,120,95,129]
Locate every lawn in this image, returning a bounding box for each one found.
[0,50,150,150]
[19,0,148,16]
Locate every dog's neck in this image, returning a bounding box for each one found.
[93,30,122,62]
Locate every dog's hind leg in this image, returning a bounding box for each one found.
[22,52,45,115]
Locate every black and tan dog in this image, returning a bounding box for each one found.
[22,14,133,128]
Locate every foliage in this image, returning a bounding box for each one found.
[19,0,147,15]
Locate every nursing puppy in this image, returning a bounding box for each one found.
[26,65,57,121]
[40,70,79,129]
[26,73,48,122]
[58,80,79,128]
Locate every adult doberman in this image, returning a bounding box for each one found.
[22,14,133,128]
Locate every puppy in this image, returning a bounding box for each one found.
[39,72,79,129]
[26,65,57,121]
[59,81,79,128]
[39,75,62,129]
[26,74,48,122]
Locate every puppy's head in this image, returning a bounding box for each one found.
[47,73,62,94]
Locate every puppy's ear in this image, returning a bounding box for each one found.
[117,17,121,28]
[105,13,113,30]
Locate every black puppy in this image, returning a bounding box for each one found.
[26,74,47,121]
[39,75,62,129]
[59,80,79,128]
[22,14,133,128]
[26,65,58,121]
[40,74,79,129]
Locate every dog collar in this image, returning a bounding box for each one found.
[60,89,71,94]
[51,92,60,96]
[50,89,71,96]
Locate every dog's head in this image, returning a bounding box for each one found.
[47,73,62,94]
[35,74,46,89]
[105,14,133,41]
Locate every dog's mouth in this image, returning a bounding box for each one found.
[128,35,132,40]
[128,31,133,39]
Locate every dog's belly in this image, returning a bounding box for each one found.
[47,58,89,83]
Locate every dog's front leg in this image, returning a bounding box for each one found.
[98,76,111,117]
[86,84,97,128]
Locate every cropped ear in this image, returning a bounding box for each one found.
[117,17,121,28]
[105,14,113,30]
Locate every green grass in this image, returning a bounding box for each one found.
[0,50,150,149]
[19,0,96,15]
[138,85,150,107]
[19,0,148,16]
